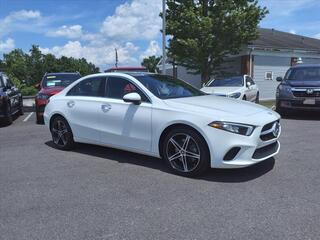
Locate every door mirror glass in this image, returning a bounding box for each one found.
[123,92,141,105]
[276,77,283,82]
[246,81,251,88]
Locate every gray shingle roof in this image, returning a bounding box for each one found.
[249,28,320,51]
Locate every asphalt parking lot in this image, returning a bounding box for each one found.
[1,111,320,240]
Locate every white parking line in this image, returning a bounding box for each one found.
[23,112,34,122]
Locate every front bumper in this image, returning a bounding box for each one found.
[277,98,320,111]
[204,119,281,169]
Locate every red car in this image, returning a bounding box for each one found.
[104,66,148,73]
[35,72,81,123]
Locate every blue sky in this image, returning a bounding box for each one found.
[1,0,320,70]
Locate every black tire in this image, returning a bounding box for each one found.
[4,103,13,125]
[19,103,24,116]
[255,92,260,103]
[242,95,247,101]
[50,116,75,150]
[276,102,288,117]
[36,113,44,124]
[161,126,210,177]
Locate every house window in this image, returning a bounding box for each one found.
[265,71,273,80]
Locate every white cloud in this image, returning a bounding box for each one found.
[101,0,161,40]
[314,33,320,39]
[47,25,83,39]
[0,38,15,53]
[0,10,44,37]
[8,10,41,20]
[289,29,296,34]
[39,41,139,69]
[139,40,161,60]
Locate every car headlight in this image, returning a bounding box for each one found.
[229,92,241,99]
[209,121,255,136]
[37,93,50,100]
[278,84,291,92]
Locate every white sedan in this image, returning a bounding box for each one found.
[201,75,260,102]
[44,73,280,177]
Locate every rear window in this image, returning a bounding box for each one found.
[42,74,81,87]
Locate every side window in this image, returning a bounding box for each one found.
[67,77,105,97]
[105,77,149,102]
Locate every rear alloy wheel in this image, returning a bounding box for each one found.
[50,116,75,150]
[162,127,210,177]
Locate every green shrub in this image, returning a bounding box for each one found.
[21,86,38,96]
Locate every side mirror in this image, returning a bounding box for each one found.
[123,92,141,105]
[246,82,251,88]
[276,77,283,82]
[35,83,41,90]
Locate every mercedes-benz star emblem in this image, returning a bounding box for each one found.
[272,122,280,137]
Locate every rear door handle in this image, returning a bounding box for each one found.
[67,101,75,108]
[101,104,111,113]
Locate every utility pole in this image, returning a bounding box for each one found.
[162,0,166,75]
[115,48,118,68]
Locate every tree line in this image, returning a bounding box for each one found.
[0,45,99,95]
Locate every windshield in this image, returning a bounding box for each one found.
[42,74,81,87]
[135,74,206,99]
[285,67,320,81]
[208,76,243,87]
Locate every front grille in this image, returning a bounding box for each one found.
[260,120,280,141]
[293,90,320,98]
[252,142,279,159]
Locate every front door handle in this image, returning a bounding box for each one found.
[67,101,75,108]
[101,104,111,113]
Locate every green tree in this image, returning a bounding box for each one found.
[164,0,268,83]
[141,55,161,72]
[1,45,100,95]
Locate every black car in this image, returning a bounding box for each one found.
[0,72,24,124]
[276,64,320,114]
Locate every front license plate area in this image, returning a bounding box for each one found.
[303,98,316,105]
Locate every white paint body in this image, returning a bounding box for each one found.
[201,75,259,102]
[44,73,280,169]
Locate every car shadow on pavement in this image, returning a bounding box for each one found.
[0,114,19,128]
[45,141,275,183]
[281,111,320,121]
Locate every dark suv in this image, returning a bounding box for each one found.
[35,72,81,123]
[0,72,23,124]
[276,64,320,114]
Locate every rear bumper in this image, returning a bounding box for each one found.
[35,99,48,115]
[277,98,320,111]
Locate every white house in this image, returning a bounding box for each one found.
[158,28,320,100]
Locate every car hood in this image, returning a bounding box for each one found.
[287,80,320,87]
[200,86,242,95]
[164,95,268,117]
[39,86,65,96]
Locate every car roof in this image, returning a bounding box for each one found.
[290,64,320,69]
[105,67,147,72]
[45,72,81,76]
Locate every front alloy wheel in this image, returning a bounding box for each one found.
[50,116,75,150]
[163,127,210,177]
